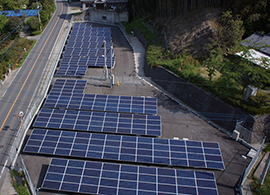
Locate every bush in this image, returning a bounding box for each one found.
[31,30,42,36]
[248,94,270,108]
[39,10,50,25]
[25,16,41,31]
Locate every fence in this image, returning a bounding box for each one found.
[235,120,264,150]
[7,15,73,195]
[239,136,266,195]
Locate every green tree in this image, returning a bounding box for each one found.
[234,49,270,93]
[217,10,245,50]
[4,17,22,38]
[25,16,41,31]
[219,57,241,88]
[231,0,269,36]
[203,47,223,82]
[0,15,8,30]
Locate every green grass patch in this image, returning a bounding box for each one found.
[17,40,36,68]
[11,169,29,195]
[31,31,42,36]
[123,19,162,45]
[251,172,270,195]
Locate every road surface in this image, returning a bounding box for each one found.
[0,0,68,188]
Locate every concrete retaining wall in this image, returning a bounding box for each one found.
[85,9,128,24]
[144,64,254,132]
[133,26,254,132]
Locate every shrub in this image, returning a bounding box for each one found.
[31,30,42,36]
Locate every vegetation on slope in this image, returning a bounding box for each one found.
[125,0,270,115]
[0,0,55,80]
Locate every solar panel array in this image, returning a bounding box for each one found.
[33,108,161,136]
[44,93,157,115]
[49,79,87,95]
[0,9,41,17]
[56,23,115,77]
[24,129,224,170]
[29,23,223,194]
[42,158,219,195]
[55,65,88,77]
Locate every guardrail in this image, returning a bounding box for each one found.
[8,15,73,195]
[239,136,266,195]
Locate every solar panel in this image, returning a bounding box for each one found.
[41,158,219,195]
[49,79,87,94]
[0,9,40,17]
[33,108,161,136]
[55,65,87,77]
[43,93,158,115]
[61,52,115,68]
[24,129,225,170]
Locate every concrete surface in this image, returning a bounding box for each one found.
[254,152,270,179]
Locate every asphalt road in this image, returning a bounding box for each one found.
[0,0,68,188]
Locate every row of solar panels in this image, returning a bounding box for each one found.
[24,129,224,170]
[62,48,114,58]
[56,23,114,77]
[0,9,41,17]
[45,79,157,115]
[42,158,219,195]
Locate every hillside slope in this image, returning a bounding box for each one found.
[161,8,223,57]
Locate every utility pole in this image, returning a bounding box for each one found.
[103,40,108,80]
[110,45,114,87]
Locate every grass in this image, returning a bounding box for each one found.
[11,169,29,195]
[122,19,162,45]
[17,40,36,68]
[251,171,270,195]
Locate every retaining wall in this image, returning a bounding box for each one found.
[134,28,254,132]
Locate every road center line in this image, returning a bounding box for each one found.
[0,2,64,131]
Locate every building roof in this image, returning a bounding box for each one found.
[0,9,41,17]
[241,32,270,56]
[236,49,270,69]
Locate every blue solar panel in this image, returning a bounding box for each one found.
[24,129,225,170]
[55,65,87,77]
[63,23,114,68]
[33,108,161,136]
[0,9,41,17]
[49,79,87,94]
[41,158,219,195]
[43,93,158,115]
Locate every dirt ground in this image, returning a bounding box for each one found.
[158,8,223,57]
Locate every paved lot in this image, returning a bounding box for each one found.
[20,22,250,195]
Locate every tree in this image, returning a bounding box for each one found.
[219,57,241,88]
[231,0,269,36]
[217,10,245,51]
[203,47,223,82]
[4,17,22,38]
[25,16,41,31]
[0,15,8,30]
